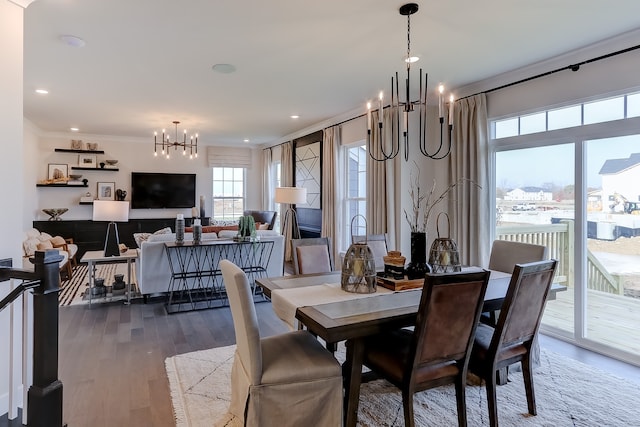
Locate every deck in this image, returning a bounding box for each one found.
[542,288,640,356]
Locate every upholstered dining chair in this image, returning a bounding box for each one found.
[469,259,558,427]
[291,237,334,275]
[220,260,343,427]
[352,234,389,272]
[355,270,491,427]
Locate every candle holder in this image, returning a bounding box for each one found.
[341,215,376,293]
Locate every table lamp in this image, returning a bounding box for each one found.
[274,186,307,239]
[93,200,130,257]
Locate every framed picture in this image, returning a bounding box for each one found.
[47,163,68,181]
[78,154,97,168]
[97,182,115,200]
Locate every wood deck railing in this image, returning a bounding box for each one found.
[496,219,622,295]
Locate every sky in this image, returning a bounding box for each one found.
[496,135,640,190]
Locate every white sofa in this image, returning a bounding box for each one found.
[135,230,284,295]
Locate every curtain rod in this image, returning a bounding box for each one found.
[460,43,640,101]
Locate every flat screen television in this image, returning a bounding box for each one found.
[131,172,196,209]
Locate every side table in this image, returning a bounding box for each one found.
[80,249,138,306]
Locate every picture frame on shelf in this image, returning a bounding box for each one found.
[97,182,115,200]
[70,139,83,150]
[78,154,97,168]
[47,163,68,181]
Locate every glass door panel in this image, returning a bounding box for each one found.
[584,136,640,356]
[495,144,575,336]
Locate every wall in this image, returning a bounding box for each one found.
[1,0,26,416]
[30,134,263,222]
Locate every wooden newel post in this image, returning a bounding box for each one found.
[28,250,64,427]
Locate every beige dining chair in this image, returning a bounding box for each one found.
[354,270,491,427]
[469,260,558,427]
[220,260,342,427]
[291,237,334,274]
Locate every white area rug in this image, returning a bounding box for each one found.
[165,343,640,426]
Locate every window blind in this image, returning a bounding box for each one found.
[207,146,252,168]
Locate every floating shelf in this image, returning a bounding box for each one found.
[71,166,119,171]
[79,201,94,205]
[55,148,105,154]
[36,183,88,188]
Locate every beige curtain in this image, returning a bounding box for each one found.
[367,109,390,235]
[281,142,294,261]
[448,94,490,267]
[262,148,273,209]
[321,127,340,264]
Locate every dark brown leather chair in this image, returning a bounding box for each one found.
[469,259,557,427]
[243,210,277,230]
[356,270,491,427]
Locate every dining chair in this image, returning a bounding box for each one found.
[469,259,558,427]
[484,240,548,325]
[354,270,491,427]
[352,234,389,272]
[291,237,334,274]
[220,259,343,426]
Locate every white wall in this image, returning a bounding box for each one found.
[30,134,263,222]
[1,0,26,416]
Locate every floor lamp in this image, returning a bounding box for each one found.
[93,200,130,257]
[275,187,307,239]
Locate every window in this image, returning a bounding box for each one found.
[212,167,245,221]
[344,144,367,249]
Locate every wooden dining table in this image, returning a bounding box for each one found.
[256,270,566,427]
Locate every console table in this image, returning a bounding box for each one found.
[164,239,274,313]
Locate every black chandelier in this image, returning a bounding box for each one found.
[154,121,198,159]
[367,3,454,162]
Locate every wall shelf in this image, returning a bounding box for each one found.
[55,148,105,154]
[71,166,119,171]
[36,183,88,188]
[79,201,94,205]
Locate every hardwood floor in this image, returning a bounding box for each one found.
[2,292,640,426]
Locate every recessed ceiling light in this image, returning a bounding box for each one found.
[70,127,79,132]
[35,89,49,95]
[290,115,300,119]
[211,63,236,74]
[243,139,250,143]
[60,35,86,48]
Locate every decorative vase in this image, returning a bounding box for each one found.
[405,232,431,280]
[175,214,185,244]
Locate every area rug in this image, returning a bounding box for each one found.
[59,262,137,306]
[165,344,640,427]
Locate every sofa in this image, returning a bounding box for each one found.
[135,230,284,295]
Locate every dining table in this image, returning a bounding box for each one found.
[255,269,566,427]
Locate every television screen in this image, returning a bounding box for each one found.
[131,172,196,209]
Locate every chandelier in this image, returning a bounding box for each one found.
[153,121,198,159]
[367,3,454,162]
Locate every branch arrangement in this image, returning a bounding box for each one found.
[404,163,480,233]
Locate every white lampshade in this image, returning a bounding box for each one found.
[274,187,307,205]
[92,200,130,222]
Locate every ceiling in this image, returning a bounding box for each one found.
[23,0,640,147]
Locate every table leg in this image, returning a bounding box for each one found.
[88,261,94,306]
[343,338,365,427]
[125,258,132,305]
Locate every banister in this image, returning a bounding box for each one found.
[0,277,39,313]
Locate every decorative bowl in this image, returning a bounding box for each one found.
[105,159,118,166]
[69,174,83,180]
[42,208,69,221]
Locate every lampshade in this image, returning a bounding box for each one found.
[274,187,307,205]
[92,200,130,222]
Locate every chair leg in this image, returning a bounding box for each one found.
[454,375,468,427]
[402,389,415,427]
[521,358,537,415]
[486,372,499,427]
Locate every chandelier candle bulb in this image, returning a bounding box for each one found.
[438,85,444,118]
[379,91,383,123]
[367,102,372,131]
[449,94,454,125]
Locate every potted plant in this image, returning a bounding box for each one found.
[236,215,257,241]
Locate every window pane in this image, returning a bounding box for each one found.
[627,93,640,118]
[548,105,581,130]
[584,97,624,125]
[495,118,518,138]
[213,168,223,180]
[520,112,546,135]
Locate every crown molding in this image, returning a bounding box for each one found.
[9,0,37,8]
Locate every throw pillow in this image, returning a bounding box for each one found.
[50,236,67,247]
[37,232,53,242]
[133,227,172,248]
[23,237,40,257]
[258,223,269,230]
[37,240,54,251]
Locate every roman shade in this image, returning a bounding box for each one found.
[207,146,252,168]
